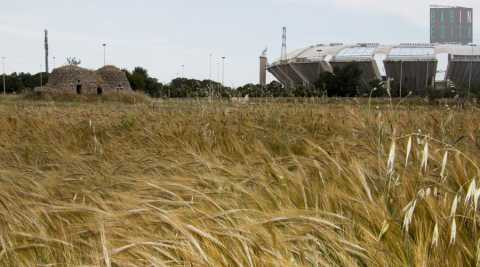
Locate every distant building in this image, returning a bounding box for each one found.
[430,5,473,44]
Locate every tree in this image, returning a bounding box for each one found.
[66,57,82,66]
[125,67,147,91]
[315,63,363,97]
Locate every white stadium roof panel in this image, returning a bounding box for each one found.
[388,47,435,59]
[335,47,376,59]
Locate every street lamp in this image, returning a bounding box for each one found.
[102,43,107,66]
[209,54,212,80]
[40,64,43,89]
[468,43,476,98]
[2,57,5,95]
[221,56,226,86]
[399,61,403,97]
[216,61,220,83]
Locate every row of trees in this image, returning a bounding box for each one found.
[0,72,48,94]
[124,67,234,98]
[122,65,375,98]
[124,67,291,98]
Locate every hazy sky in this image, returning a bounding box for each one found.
[1,0,479,86]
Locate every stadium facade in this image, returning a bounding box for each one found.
[268,43,480,94]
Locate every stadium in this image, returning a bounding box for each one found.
[268,43,480,95]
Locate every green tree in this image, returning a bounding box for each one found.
[315,63,363,97]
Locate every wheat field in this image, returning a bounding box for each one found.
[0,97,479,266]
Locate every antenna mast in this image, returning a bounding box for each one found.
[44,29,49,73]
[281,27,287,62]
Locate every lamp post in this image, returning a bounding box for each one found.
[221,56,226,86]
[399,61,403,97]
[468,43,476,98]
[1,57,5,95]
[208,54,213,99]
[216,61,220,83]
[40,64,43,89]
[102,43,107,66]
[209,54,212,80]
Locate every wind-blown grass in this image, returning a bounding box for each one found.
[0,99,479,266]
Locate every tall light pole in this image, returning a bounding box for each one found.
[216,61,220,83]
[399,61,403,97]
[221,56,226,86]
[40,64,43,89]
[468,43,476,98]
[2,57,5,95]
[209,54,212,80]
[102,43,107,66]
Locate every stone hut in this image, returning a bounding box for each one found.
[41,65,132,95]
[44,65,98,94]
[96,65,132,92]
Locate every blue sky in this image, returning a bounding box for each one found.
[0,0,478,86]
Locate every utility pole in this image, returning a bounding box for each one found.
[102,43,107,66]
[221,56,226,86]
[44,30,49,74]
[2,57,5,95]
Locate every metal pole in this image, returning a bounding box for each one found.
[209,54,212,80]
[40,66,43,89]
[425,61,429,93]
[2,57,5,95]
[399,61,403,97]
[216,61,220,83]
[102,43,107,66]
[468,44,474,98]
[221,56,226,86]
[208,54,212,99]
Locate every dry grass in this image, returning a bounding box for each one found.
[0,98,480,266]
[22,90,150,104]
